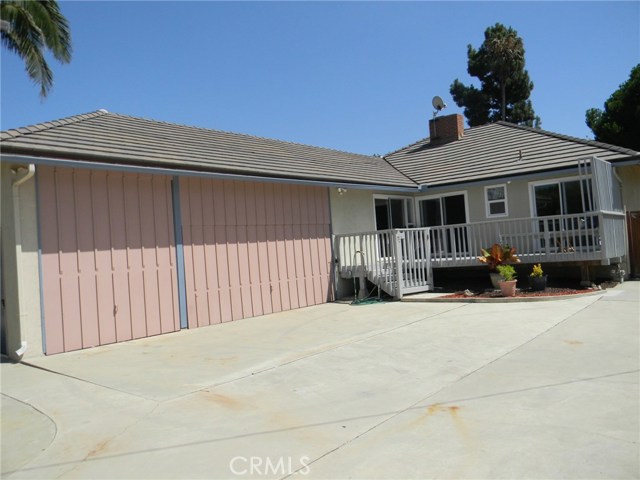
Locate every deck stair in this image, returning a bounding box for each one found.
[336,228,433,299]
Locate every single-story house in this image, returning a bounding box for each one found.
[2,110,638,359]
[332,114,640,298]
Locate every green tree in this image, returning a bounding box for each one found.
[450,23,540,127]
[1,0,72,98]
[586,64,640,151]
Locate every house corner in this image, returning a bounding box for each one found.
[1,162,44,360]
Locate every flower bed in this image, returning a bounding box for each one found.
[441,286,600,299]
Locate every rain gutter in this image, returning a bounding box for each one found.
[1,154,419,193]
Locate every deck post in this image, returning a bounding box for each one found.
[393,230,404,299]
[333,234,341,301]
[426,228,434,290]
[580,264,592,287]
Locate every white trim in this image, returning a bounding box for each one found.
[415,190,469,226]
[484,184,509,218]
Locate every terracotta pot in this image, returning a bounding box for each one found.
[529,275,548,292]
[499,280,517,297]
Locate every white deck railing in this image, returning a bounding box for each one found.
[335,211,626,299]
[334,227,433,298]
[426,211,626,267]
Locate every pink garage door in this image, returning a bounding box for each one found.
[38,166,180,354]
[180,178,333,327]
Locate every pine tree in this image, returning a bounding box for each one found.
[586,64,640,150]
[450,23,540,127]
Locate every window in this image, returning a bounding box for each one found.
[531,179,594,218]
[485,184,508,218]
[530,178,598,251]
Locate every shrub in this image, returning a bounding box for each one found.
[497,264,517,281]
[477,243,521,271]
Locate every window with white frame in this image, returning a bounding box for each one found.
[485,184,508,218]
[530,178,594,217]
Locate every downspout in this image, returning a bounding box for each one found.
[11,164,35,359]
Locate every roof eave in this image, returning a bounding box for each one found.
[417,157,640,193]
[0,149,420,192]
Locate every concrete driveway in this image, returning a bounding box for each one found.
[2,282,639,479]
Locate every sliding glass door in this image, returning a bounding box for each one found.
[532,178,596,251]
[374,197,414,230]
[374,197,414,257]
[418,193,468,257]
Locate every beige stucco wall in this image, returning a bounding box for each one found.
[328,173,573,234]
[616,164,640,212]
[1,162,44,359]
[329,187,378,235]
[504,178,535,218]
[329,166,633,231]
[417,177,541,223]
[329,187,407,299]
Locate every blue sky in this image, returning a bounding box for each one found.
[1,1,638,156]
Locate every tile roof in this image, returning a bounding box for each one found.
[3,112,638,191]
[385,121,640,187]
[1,110,417,188]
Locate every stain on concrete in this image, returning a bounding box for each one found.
[411,403,464,428]
[203,392,245,411]
[86,439,110,458]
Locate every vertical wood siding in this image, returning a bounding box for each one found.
[38,166,180,354]
[181,178,333,328]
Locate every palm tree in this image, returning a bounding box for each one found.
[1,0,72,98]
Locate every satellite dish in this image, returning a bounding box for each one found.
[432,96,447,112]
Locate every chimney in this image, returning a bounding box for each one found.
[429,113,465,144]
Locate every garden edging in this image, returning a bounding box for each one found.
[401,289,606,303]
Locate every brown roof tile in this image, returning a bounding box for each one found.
[1,111,417,188]
[385,121,640,187]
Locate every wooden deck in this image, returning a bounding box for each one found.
[335,210,626,299]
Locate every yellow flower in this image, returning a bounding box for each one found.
[530,264,543,277]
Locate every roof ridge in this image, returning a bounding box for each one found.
[99,111,382,160]
[385,136,429,157]
[1,110,109,139]
[496,121,639,155]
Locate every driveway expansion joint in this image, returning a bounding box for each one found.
[165,303,470,403]
[19,360,157,402]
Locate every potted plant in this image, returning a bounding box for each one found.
[529,264,547,291]
[477,243,521,289]
[496,264,518,297]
